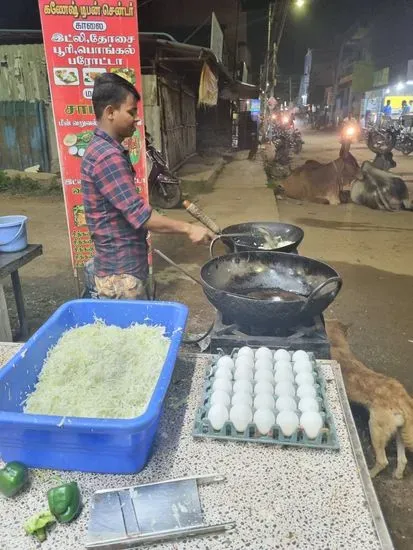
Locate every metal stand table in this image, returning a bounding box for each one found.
[0,244,43,341]
[0,347,394,550]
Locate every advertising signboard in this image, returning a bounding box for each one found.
[38,0,147,274]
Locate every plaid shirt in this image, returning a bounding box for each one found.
[81,128,152,279]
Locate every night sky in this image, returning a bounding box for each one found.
[278,0,395,74]
[1,0,404,76]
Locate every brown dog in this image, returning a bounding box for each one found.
[325,320,413,479]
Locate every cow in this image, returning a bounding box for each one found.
[351,161,412,211]
[280,150,361,205]
[372,151,397,171]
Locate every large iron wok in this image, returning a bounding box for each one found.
[200,251,342,329]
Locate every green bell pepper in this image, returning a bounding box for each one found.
[0,461,28,497]
[47,481,82,523]
[24,511,55,542]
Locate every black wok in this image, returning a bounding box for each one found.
[200,251,342,330]
[219,222,304,253]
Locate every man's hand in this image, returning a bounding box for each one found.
[187,224,214,245]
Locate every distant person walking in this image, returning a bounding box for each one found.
[401,100,410,116]
[382,100,392,118]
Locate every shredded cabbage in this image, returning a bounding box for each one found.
[24,321,170,419]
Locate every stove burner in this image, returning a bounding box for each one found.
[210,312,330,359]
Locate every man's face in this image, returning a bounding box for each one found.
[112,93,139,139]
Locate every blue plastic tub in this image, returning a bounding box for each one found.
[0,299,188,474]
[0,215,28,253]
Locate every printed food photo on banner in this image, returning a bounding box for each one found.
[53,68,80,86]
[63,131,94,159]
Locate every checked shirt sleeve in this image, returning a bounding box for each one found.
[93,150,152,230]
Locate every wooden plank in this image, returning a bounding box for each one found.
[0,283,12,342]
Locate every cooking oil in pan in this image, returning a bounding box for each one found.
[242,288,306,302]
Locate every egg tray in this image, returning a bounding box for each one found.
[193,351,340,451]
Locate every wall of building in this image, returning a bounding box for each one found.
[0,44,49,101]
[0,43,59,171]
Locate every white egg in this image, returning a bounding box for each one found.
[210,390,231,408]
[254,381,274,395]
[298,397,320,413]
[214,365,233,380]
[277,410,299,437]
[234,365,254,382]
[295,372,315,386]
[275,359,292,371]
[253,393,275,410]
[293,361,313,375]
[232,392,253,407]
[254,369,274,385]
[274,370,294,384]
[230,404,253,432]
[274,381,296,397]
[208,404,229,431]
[275,359,293,370]
[274,349,291,361]
[293,350,310,362]
[300,411,323,439]
[233,379,253,395]
[238,346,254,359]
[235,355,254,369]
[276,395,297,412]
[212,378,233,394]
[255,358,273,372]
[296,384,317,399]
[254,408,276,435]
[255,347,273,361]
[216,355,235,371]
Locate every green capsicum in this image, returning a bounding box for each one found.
[47,481,82,523]
[0,461,28,497]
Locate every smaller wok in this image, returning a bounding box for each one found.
[219,222,304,253]
[200,251,342,330]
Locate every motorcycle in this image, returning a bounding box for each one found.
[367,120,398,154]
[394,126,413,156]
[146,132,182,209]
[340,122,359,155]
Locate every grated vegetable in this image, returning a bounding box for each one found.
[24,321,170,419]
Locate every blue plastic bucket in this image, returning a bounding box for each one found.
[0,215,28,253]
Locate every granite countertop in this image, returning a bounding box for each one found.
[0,344,393,550]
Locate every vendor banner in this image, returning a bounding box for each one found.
[38,0,147,271]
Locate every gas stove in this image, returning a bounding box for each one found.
[209,312,330,359]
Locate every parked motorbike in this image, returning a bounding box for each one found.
[394,126,413,156]
[367,121,398,154]
[146,132,182,209]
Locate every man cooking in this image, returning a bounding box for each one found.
[81,73,212,299]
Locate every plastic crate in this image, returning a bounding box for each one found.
[0,299,188,474]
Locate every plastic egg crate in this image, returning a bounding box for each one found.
[193,347,339,450]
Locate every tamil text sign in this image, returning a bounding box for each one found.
[38,0,147,270]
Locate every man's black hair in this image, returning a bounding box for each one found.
[92,73,140,120]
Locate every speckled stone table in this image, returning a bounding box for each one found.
[0,345,394,550]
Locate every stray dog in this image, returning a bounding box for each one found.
[325,320,413,479]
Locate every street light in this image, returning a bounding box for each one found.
[295,0,305,7]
